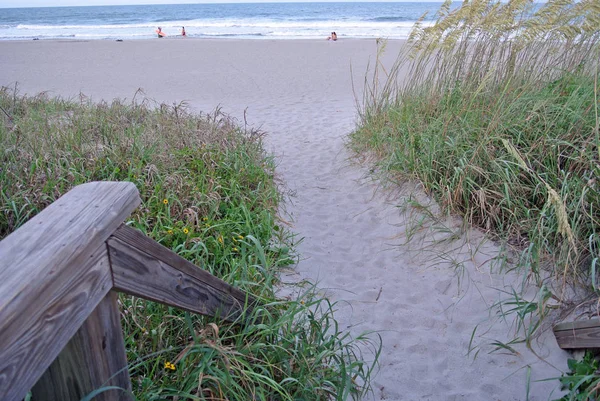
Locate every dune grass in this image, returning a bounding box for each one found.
[351,0,599,395]
[0,87,378,400]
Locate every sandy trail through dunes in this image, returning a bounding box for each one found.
[1,39,568,400]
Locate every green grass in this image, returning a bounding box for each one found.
[0,87,378,400]
[353,72,599,281]
[350,0,599,394]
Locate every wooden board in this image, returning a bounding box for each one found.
[108,224,256,323]
[32,291,132,401]
[0,182,140,401]
[553,319,600,349]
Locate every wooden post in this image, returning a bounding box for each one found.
[31,291,132,401]
[0,181,259,399]
[0,182,140,401]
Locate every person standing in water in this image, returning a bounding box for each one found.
[181,26,186,37]
[156,27,165,38]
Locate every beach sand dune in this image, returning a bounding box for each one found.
[0,39,568,400]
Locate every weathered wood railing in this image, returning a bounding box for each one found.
[0,182,257,401]
[553,319,600,349]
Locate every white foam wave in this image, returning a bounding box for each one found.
[15,19,428,30]
[16,23,155,30]
[4,18,430,40]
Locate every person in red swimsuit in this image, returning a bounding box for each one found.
[181,27,186,37]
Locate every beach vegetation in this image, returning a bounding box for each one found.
[556,351,600,401]
[351,0,599,392]
[0,87,378,400]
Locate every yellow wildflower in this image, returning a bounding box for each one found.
[233,247,239,252]
[164,361,176,371]
[163,199,168,205]
[217,235,224,245]
[183,228,189,235]
[238,235,244,239]
[167,229,173,235]
[203,217,208,221]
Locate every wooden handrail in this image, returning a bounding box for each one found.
[109,224,255,321]
[553,319,600,349]
[0,182,258,401]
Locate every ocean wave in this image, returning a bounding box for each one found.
[0,3,444,41]
[74,32,149,38]
[15,19,424,31]
[6,18,429,41]
[16,23,154,30]
[198,32,265,37]
[265,29,413,38]
[0,34,77,39]
[368,16,412,22]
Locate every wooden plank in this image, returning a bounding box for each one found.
[553,319,600,332]
[554,325,600,349]
[553,319,600,349]
[32,291,132,401]
[108,225,256,322]
[110,225,252,303]
[0,182,140,401]
[1,244,113,401]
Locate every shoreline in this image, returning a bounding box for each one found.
[1,37,404,43]
[0,2,427,43]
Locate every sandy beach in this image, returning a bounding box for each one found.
[1,39,569,400]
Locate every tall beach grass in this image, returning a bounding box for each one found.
[0,87,378,400]
[351,0,599,381]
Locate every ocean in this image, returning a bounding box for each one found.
[0,2,447,41]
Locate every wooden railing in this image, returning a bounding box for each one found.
[553,319,600,349]
[0,182,257,401]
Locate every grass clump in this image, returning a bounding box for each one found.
[351,0,599,355]
[0,88,377,400]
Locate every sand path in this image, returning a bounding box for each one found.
[1,39,568,400]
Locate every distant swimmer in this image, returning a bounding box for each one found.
[156,27,166,38]
[327,31,338,41]
[181,26,186,36]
